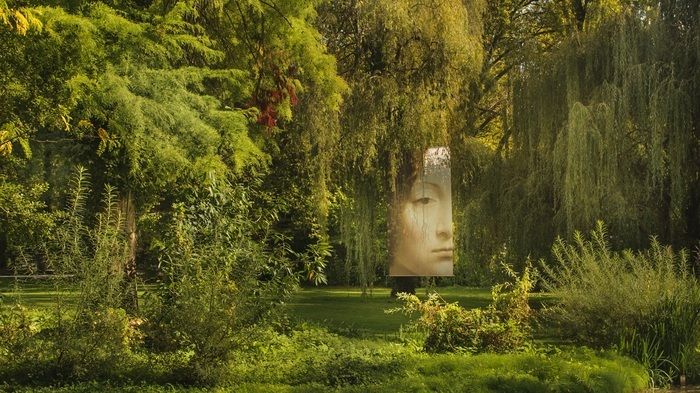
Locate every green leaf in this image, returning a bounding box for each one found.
[17,137,30,159]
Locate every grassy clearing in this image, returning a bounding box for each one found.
[284,285,552,339]
[0,277,152,311]
[0,280,555,341]
[0,280,499,338]
[0,277,76,308]
[285,287,412,337]
[1,280,645,393]
[1,280,546,330]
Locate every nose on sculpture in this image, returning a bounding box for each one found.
[435,205,453,240]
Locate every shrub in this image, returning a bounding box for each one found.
[0,180,56,273]
[44,308,141,380]
[1,170,302,386]
[143,177,298,384]
[0,304,45,381]
[0,168,140,383]
[391,263,534,353]
[541,222,700,386]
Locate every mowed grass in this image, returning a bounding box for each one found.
[0,277,155,308]
[0,278,652,393]
[286,287,414,337]
[1,278,560,349]
[285,285,553,339]
[0,278,553,339]
[0,277,78,308]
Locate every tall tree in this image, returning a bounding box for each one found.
[457,0,699,280]
[0,0,346,303]
[317,0,484,291]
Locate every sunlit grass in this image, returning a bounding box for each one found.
[0,277,153,309]
[285,285,553,339]
[0,278,656,392]
[1,278,554,340]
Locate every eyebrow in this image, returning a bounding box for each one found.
[411,181,442,194]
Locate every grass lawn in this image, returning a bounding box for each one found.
[285,285,553,339]
[0,278,554,339]
[1,278,556,342]
[1,278,650,393]
[285,286,412,337]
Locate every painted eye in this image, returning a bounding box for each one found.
[414,197,433,205]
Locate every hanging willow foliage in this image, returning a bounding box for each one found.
[460,1,699,278]
[547,4,698,246]
[318,0,484,291]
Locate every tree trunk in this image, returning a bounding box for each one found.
[572,0,587,31]
[390,277,418,297]
[0,230,7,272]
[121,191,139,313]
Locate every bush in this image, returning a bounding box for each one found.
[143,177,298,384]
[0,168,143,383]
[1,170,302,386]
[391,263,534,353]
[41,308,141,380]
[0,179,56,273]
[0,304,45,381]
[541,222,700,386]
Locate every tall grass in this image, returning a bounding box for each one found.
[541,222,700,386]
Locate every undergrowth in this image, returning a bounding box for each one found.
[541,222,700,387]
[389,263,535,353]
[1,325,648,392]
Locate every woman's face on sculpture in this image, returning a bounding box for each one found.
[390,148,453,276]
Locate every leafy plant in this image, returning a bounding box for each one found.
[541,222,700,386]
[143,176,298,384]
[292,224,331,286]
[390,263,534,353]
[0,167,139,382]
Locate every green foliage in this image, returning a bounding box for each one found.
[0,3,42,35]
[227,325,408,388]
[391,263,534,353]
[2,1,697,389]
[143,176,298,384]
[0,177,54,268]
[0,168,139,383]
[0,304,42,376]
[41,168,129,311]
[0,0,348,275]
[0,0,351,386]
[541,222,700,386]
[317,0,484,289]
[0,332,651,392]
[0,282,650,391]
[0,171,302,386]
[224,325,647,392]
[454,0,700,282]
[296,225,331,286]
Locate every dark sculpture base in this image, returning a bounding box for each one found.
[390,276,419,297]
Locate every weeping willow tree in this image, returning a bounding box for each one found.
[464,0,699,272]
[317,0,484,291]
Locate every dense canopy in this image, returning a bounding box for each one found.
[1,0,698,288]
[0,0,699,389]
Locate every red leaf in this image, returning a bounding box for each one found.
[289,89,298,106]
